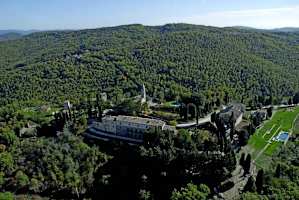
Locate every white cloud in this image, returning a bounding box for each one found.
[171,6,299,29]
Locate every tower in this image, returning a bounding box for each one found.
[141,84,146,104]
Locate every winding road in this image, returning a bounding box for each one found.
[176,112,214,128]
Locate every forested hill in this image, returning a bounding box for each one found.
[0,23,299,106]
[0,32,23,41]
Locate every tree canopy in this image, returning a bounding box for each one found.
[0,24,299,107]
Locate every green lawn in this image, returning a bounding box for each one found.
[249,106,299,161]
[17,106,57,124]
[152,110,179,120]
[163,101,180,109]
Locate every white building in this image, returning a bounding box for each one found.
[86,115,174,144]
[141,84,146,104]
[63,100,71,110]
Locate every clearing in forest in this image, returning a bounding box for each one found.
[248,106,299,167]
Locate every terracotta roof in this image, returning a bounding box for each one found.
[103,115,165,127]
[218,103,245,123]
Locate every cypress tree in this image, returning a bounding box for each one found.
[256,169,264,193]
[244,154,251,175]
[239,153,245,168]
[275,164,281,178]
[243,176,256,192]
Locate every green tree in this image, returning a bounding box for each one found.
[240,192,268,200]
[239,153,245,167]
[0,172,4,186]
[275,164,281,178]
[0,192,13,200]
[293,92,299,104]
[239,130,250,146]
[243,154,252,175]
[29,178,41,193]
[243,176,256,192]
[0,129,17,146]
[0,152,13,172]
[138,189,152,200]
[256,169,264,194]
[15,170,29,190]
[171,183,210,200]
[266,107,273,119]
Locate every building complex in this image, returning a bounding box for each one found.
[86,115,176,144]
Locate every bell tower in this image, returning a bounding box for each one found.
[141,84,146,104]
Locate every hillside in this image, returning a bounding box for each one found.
[271,27,299,33]
[0,30,38,36]
[0,32,23,41]
[0,24,299,106]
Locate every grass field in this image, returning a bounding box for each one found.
[248,106,299,167]
[17,106,57,124]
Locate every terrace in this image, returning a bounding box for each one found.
[248,106,299,168]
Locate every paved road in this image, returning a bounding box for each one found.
[176,109,221,128]
[176,113,212,128]
[175,104,299,129]
[262,104,298,109]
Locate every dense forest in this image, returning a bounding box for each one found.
[0,24,299,106]
[0,101,235,199]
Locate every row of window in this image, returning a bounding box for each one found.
[127,132,143,140]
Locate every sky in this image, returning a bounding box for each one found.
[1,0,299,30]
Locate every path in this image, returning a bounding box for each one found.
[220,159,257,200]
[262,124,276,138]
[262,104,298,110]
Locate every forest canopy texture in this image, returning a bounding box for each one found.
[0,24,299,106]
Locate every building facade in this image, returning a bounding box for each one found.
[216,103,245,140]
[218,103,245,128]
[86,115,170,144]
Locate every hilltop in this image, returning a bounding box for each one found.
[0,29,39,36]
[0,32,23,41]
[271,27,299,33]
[0,23,299,106]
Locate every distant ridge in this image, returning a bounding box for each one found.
[1,25,299,35]
[270,27,299,33]
[0,32,23,41]
[228,26,258,30]
[0,30,40,36]
[227,26,299,33]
